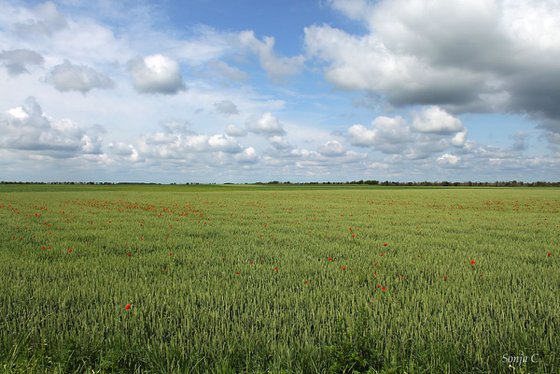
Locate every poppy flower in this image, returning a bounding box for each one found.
[547,252,552,257]
[341,266,347,271]
[470,260,476,265]
[127,252,132,257]
[328,257,333,262]
[376,284,381,288]
[383,243,388,247]
[351,233,356,239]
[273,266,279,272]
[41,246,46,250]
[67,248,73,253]
[443,275,447,281]
[381,286,388,292]
[125,303,131,310]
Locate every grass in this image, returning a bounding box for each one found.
[0,184,559,373]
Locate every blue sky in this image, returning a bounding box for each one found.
[1,0,559,183]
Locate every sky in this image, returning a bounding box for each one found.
[1,0,559,183]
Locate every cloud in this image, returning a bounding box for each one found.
[239,31,305,81]
[128,54,186,94]
[437,153,460,167]
[318,140,346,157]
[235,147,258,163]
[412,106,465,134]
[13,2,68,38]
[0,97,103,157]
[328,0,375,21]
[107,142,140,162]
[139,121,244,160]
[247,112,286,135]
[306,0,560,133]
[48,60,114,94]
[168,26,237,66]
[282,146,367,168]
[0,49,44,75]
[225,124,247,137]
[348,116,411,149]
[207,134,243,153]
[268,135,292,150]
[451,130,468,147]
[304,23,484,107]
[214,100,239,116]
[348,107,468,157]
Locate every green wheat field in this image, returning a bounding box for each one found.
[1,184,559,373]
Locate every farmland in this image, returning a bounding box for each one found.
[0,184,559,373]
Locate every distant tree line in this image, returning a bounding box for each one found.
[254,180,560,187]
[3,180,558,187]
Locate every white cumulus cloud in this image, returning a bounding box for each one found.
[348,109,469,158]
[437,153,461,166]
[247,112,286,135]
[348,116,410,149]
[0,97,103,157]
[412,106,464,134]
[318,140,346,157]
[128,54,186,94]
[235,147,258,163]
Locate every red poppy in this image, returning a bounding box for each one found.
[235,271,241,275]
[383,243,388,247]
[273,266,279,272]
[67,248,73,253]
[41,246,46,250]
[470,260,476,265]
[125,303,131,310]
[351,233,356,239]
[328,257,333,262]
[443,275,447,281]
[376,284,381,288]
[547,252,552,257]
[341,266,347,271]
[127,252,132,257]
[381,286,388,292]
